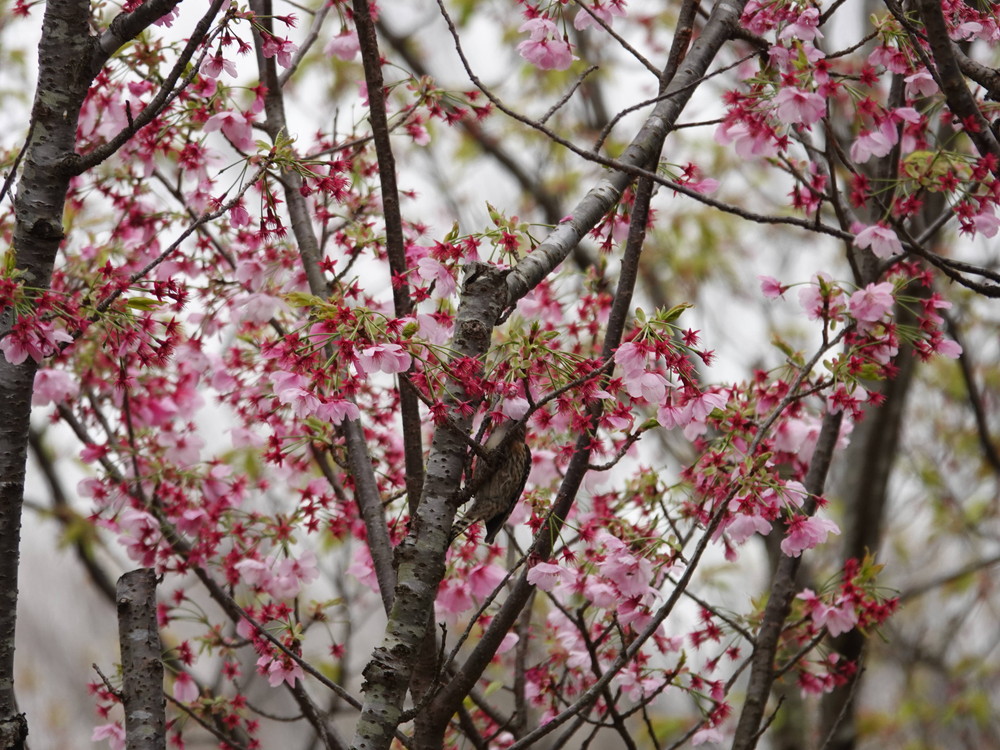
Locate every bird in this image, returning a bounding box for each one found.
[450,420,532,544]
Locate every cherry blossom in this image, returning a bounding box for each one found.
[202,53,237,79]
[517,17,576,71]
[203,110,257,152]
[904,69,938,97]
[172,672,199,703]
[526,561,568,592]
[781,515,840,557]
[257,654,304,687]
[850,122,896,164]
[573,0,628,30]
[772,87,826,126]
[92,723,126,750]
[325,30,360,61]
[848,281,895,324]
[355,343,412,375]
[32,368,80,406]
[779,7,823,41]
[853,223,903,259]
[2,0,992,746]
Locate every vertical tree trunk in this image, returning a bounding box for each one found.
[116,570,165,750]
[0,2,94,744]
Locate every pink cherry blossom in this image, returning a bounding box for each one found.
[853,222,903,258]
[772,87,826,126]
[849,118,898,163]
[202,53,237,79]
[714,119,779,159]
[497,632,519,654]
[261,34,297,68]
[777,481,808,509]
[935,338,962,358]
[270,551,319,599]
[347,544,380,591]
[779,7,823,41]
[416,256,457,298]
[758,275,787,299]
[517,18,576,71]
[229,202,251,227]
[258,654,304,687]
[971,209,1000,238]
[598,546,654,598]
[316,398,361,424]
[614,341,648,377]
[116,508,161,566]
[573,0,627,30]
[904,70,938,97]
[827,382,868,415]
[868,45,908,74]
[468,562,507,597]
[0,318,73,365]
[356,343,412,375]
[325,30,360,61]
[235,558,270,588]
[500,396,530,421]
[32,368,80,406]
[691,726,725,746]
[724,509,773,545]
[173,671,199,703]
[797,273,845,320]
[234,292,288,324]
[407,121,431,146]
[623,369,668,403]
[683,390,728,422]
[781,515,840,557]
[687,176,719,194]
[437,577,473,615]
[526,560,568,592]
[271,371,320,418]
[583,579,619,607]
[204,110,257,152]
[848,281,895,323]
[92,722,126,750]
[814,599,859,636]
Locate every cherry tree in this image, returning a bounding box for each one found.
[0,0,998,749]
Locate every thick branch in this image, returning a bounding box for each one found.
[350,264,510,750]
[505,0,748,303]
[1,0,97,741]
[914,0,1000,171]
[93,0,183,66]
[116,569,165,750]
[74,0,227,173]
[352,0,425,518]
[730,410,844,750]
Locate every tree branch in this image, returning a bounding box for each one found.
[730,410,844,750]
[914,0,1000,172]
[352,0,425,520]
[249,0,397,615]
[75,0,227,174]
[116,569,166,750]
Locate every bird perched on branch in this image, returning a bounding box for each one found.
[450,420,531,544]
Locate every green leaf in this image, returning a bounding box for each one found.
[125,297,165,311]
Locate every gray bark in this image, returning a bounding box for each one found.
[116,570,165,750]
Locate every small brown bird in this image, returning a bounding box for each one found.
[450,420,532,543]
